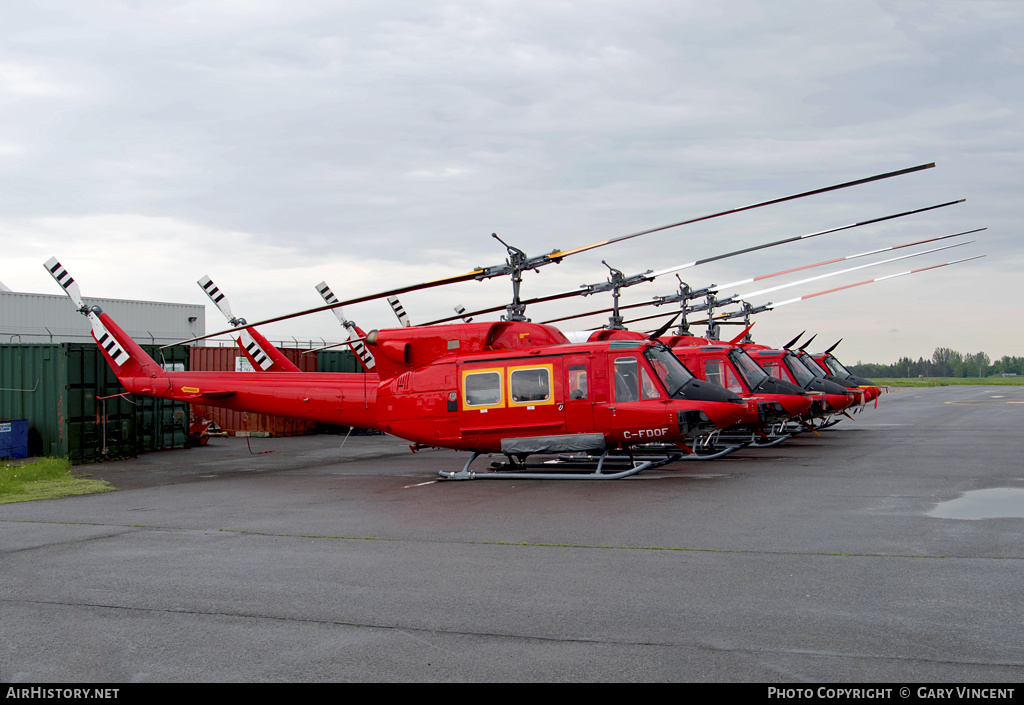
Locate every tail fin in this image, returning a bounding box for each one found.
[238,327,300,372]
[198,274,297,372]
[315,280,376,371]
[44,257,165,381]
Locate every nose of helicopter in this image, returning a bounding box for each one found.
[861,386,882,403]
[678,400,751,434]
[824,392,855,412]
[778,393,814,418]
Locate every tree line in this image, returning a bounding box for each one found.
[848,348,1023,378]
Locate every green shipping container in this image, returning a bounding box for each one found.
[0,343,191,464]
[316,349,363,373]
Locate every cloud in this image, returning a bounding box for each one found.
[0,1,1019,362]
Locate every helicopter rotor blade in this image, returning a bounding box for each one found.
[547,227,978,329]
[615,309,683,328]
[693,255,986,323]
[450,200,966,327]
[315,280,376,369]
[300,333,373,355]
[767,256,987,309]
[710,227,984,294]
[647,198,963,280]
[729,238,976,301]
[164,163,937,347]
[554,163,937,259]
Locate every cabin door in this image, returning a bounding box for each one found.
[563,354,594,433]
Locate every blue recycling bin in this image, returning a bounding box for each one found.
[0,419,28,460]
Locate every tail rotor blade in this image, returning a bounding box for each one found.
[388,296,412,327]
[43,257,131,366]
[197,275,238,324]
[315,281,350,327]
[454,304,473,323]
[44,257,85,310]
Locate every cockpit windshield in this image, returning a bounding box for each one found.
[729,349,770,388]
[796,352,827,378]
[823,355,852,377]
[784,353,818,387]
[644,343,695,398]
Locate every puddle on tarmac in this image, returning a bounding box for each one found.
[929,488,1024,520]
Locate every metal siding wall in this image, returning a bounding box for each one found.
[137,345,191,454]
[0,344,68,458]
[316,350,361,373]
[0,292,204,345]
[0,343,192,462]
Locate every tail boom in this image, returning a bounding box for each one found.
[95,311,378,429]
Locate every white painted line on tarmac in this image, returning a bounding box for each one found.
[404,480,439,488]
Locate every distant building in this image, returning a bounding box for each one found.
[0,290,204,346]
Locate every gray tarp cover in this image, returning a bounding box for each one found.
[501,433,606,455]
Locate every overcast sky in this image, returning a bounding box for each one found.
[2,0,1021,364]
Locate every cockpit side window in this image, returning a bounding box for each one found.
[640,367,660,400]
[704,359,725,388]
[613,357,640,402]
[568,364,588,400]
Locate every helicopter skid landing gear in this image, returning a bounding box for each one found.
[440,448,676,480]
[748,425,792,448]
[678,432,748,460]
[681,443,744,460]
[748,433,791,448]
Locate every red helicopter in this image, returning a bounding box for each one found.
[524,232,982,441]
[808,339,884,403]
[48,257,755,479]
[46,164,941,479]
[675,250,987,419]
[197,274,301,373]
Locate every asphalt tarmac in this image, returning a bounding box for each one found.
[1,385,1023,682]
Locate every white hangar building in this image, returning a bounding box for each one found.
[0,288,205,347]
